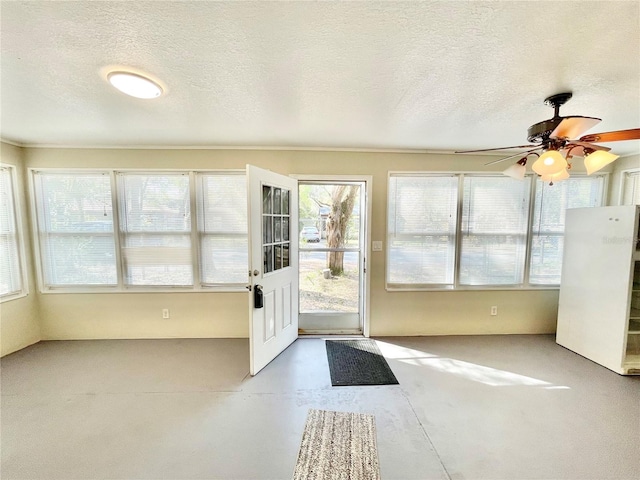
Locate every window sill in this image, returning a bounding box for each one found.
[38,286,248,294]
[0,291,29,303]
[385,284,560,292]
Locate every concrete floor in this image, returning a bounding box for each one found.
[1,335,639,480]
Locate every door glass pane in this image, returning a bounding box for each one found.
[283,243,289,268]
[263,216,272,244]
[275,244,282,270]
[262,185,272,214]
[282,190,289,214]
[274,217,282,242]
[263,245,273,273]
[282,217,289,241]
[273,188,281,214]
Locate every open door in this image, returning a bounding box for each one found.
[247,165,299,375]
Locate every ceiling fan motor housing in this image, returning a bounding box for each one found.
[527,118,563,144]
[527,92,573,144]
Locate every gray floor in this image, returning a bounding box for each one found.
[1,335,639,480]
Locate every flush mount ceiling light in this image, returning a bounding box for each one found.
[107,71,163,99]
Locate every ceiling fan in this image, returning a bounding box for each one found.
[456,92,640,183]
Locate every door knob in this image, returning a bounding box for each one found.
[253,270,260,276]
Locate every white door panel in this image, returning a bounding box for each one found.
[247,165,298,375]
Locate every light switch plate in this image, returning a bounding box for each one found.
[372,241,383,251]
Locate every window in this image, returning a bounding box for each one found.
[387,175,458,285]
[33,172,117,287]
[387,173,605,289]
[197,173,248,285]
[32,169,248,291]
[529,177,605,285]
[459,176,530,285]
[118,173,193,286]
[622,171,640,205]
[0,166,25,299]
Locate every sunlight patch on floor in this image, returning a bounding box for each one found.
[375,341,438,360]
[376,341,569,388]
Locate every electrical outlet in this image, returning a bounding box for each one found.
[162,308,170,319]
[490,306,498,316]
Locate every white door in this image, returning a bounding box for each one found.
[247,165,299,375]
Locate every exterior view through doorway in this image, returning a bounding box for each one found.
[297,178,370,335]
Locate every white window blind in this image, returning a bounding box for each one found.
[459,176,530,285]
[33,172,117,286]
[196,173,248,285]
[387,175,458,285]
[622,171,640,205]
[529,176,604,285]
[0,167,24,297]
[118,173,193,286]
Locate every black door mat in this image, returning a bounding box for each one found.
[325,339,399,386]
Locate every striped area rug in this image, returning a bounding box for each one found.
[292,409,380,480]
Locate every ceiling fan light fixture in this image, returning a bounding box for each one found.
[532,150,567,176]
[107,71,163,99]
[541,168,570,183]
[583,150,619,175]
[503,158,527,180]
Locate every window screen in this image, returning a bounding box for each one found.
[387,175,458,285]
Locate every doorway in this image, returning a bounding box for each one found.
[296,177,371,335]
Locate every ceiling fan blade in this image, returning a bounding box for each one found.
[579,128,640,143]
[456,144,539,154]
[484,147,542,166]
[549,116,601,140]
[566,141,611,154]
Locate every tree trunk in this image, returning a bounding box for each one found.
[326,185,358,275]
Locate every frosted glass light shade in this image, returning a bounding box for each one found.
[108,72,163,99]
[503,162,526,180]
[584,150,619,175]
[541,168,570,183]
[532,150,567,175]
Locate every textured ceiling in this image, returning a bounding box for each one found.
[1,1,639,155]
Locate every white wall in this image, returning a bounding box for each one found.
[21,147,562,341]
[0,143,41,356]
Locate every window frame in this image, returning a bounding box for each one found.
[29,168,248,294]
[386,170,607,291]
[457,174,532,287]
[195,170,248,288]
[527,175,606,286]
[619,168,640,205]
[386,173,459,288]
[117,171,195,289]
[0,165,28,302]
